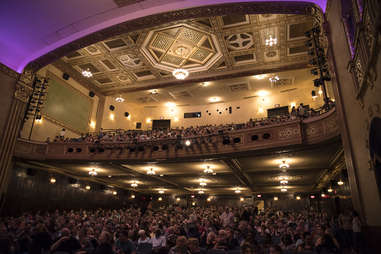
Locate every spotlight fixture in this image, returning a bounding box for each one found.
[172,68,189,80]
[281,188,287,192]
[89,168,97,176]
[296,196,301,200]
[279,160,290,169]
[185,140,191,146]
[147,168,156,175]
[337,180,344,185]
[115,95,125,103]
[85,185,91,190]
[204,165,214,174]
[50,177,56,184]
[328,187,333,193]
[82,69,93,78]
[131,181,138,187]
[113,191,117,195]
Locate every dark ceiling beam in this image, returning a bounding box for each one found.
[245,168,327,175]
[223,158,255,193]
[112,163,190,193]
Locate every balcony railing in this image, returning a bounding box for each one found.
[14,108,339,161]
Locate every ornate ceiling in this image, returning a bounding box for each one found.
[59,14,314,95]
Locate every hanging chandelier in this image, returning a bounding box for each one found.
[279,160,290,169]
[269,75,279,83]
[172,68,189,80]
[199,178,207,186]
[89,168,97,176]
[198,189,205,194]
[115,95,125,103]
[147,168,156,175]
[131,181,138,187]
[234,187,241,193]
[82,68,93,78]
[204,165,214,174]
[265,34,277,47]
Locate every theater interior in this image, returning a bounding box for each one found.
[0,0,380,253]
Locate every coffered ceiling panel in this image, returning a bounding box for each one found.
[58,13,314,94]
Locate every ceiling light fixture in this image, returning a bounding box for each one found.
[158,190,164,194]
[198,190,205,194]
[296,196,301,200]
[176,197,181,201]
[85,185,91,190]
[328,187,333,193]
[158,197,162,201]
[234,187,241,193]
[204,165,214,174]
[115,95,125,103]
[240,197,244,202]
[274,196,278,201]
[254,74,268,80]
[265,32,278,47]
[281,188,288,192]
[147,168,156,175]
[257,194,262,198]
[185,140,191,146]
[150,89,158,95]
[131,194,135,199]
[310,195,316,199]
[50,177,56,184]
[207,197,211,202]
[279,160,290,169]
[113,191,117,195]
[280,180,288,184]
[131,181,138,187]
[269,75,280,83]
[89,168,97,176]
[82,69,93,78]
[199,178,207,186]
[337,180,344,185]
[172,68,189,80]
[208,97,221,103]
[321,193,326,198]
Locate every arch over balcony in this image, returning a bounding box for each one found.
[14,107,338,162]
[0,1,326,73]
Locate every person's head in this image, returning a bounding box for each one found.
[119,230,129,242]
[187,238,199,252]
[241,243,257,254]
[176,236,187,248]
[138,229,146,239]
[269,245,282,254]
[99,231,112,244]
[61,227,70,237]
[206,231,216,244]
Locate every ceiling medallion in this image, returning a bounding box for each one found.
[175,46,190,57]
[172,68,189,80]
[115,95,125,103]
[82,69,93,78]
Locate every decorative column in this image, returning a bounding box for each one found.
[0,66,33,213]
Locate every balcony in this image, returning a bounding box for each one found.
[14,108,339,161]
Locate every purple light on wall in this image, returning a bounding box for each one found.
[0,0,327,73]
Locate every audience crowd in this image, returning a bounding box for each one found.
[0,204,362,254]
[49,104,334,144]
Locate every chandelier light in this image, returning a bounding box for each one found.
[176,197,181,201]
[234,187,241,193]
[257,194,262,198]
[337,180,344,185]
[328,187,333,193]
[279,160,290,169]
[131,181,138,187]
[147,168,156,175]
[269,75,280,83]
[131,194,135,199]
[158,190,164,194]
[172,68,189,80]
[280,180,288,184]
[296,196,301,200]
[281,188,288,192]
[240,197,244,202]
[274,196,278,201]
[82,69,93,78]
[185,140,191,146]
[50,177,56,184]
[198,190,205,194]
[200,182,207,186]
[85,185,91,190]
[204,165,214,174]
[113,191,117,195]
[115,95,125,103]
[158,197,162,201]
[89,168,97,176]
[265,34,277,47]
